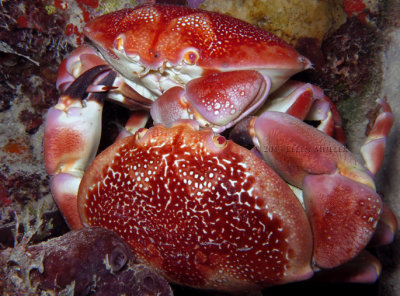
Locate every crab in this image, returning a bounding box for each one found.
[43,3,397,295]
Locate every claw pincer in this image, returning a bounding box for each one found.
[44,65,116,229]
[250,111,382,268]
[151,70,272,132]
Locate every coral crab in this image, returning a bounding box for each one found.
[44,3,397,295]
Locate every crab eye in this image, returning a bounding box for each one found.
[183,50,199,65]
[213,135,227,149]
[148,50,161,60]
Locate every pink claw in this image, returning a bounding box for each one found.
[303,173,381,268]
[150,86,189,127]
[152,70,271,133]
[45,66,117,229]
[251,111,373,189]
[44,101,103,229]
[44,102,103,177]
[56,45,107,92]
[250,111,382,269]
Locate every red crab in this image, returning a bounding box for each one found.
[44,3,397,295]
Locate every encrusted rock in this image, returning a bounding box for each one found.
[0,227,173,296]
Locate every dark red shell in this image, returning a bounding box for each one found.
[78,123,312,293]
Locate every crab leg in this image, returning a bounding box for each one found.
[369,203,398,247]
[361,98,394,176]
[360,99,397,247]
[44,66,116,229]
[151,70,271,133]
[249,105,393,271]
[108,80,153,110]
[312,250,382,283]
[116,110,150,140]
[258,81,346,144]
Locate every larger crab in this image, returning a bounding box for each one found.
[44,3,397,295]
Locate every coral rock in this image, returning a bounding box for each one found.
[199,0,347,47]
[0,227,173,296]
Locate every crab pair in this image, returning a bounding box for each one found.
[44,3,397,295]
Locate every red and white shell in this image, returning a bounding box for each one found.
[83,3,310,99]
[78,123,313,293]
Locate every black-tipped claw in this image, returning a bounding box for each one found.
[63,64,112,99]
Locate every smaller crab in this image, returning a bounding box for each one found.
[44,3,397,295]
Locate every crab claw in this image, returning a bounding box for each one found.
[56,45,108,92]
[44,66,116,229]
[77,122,313,293]
[302,173,381,268]
[151,70,271,133]
[250,111,383,269]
